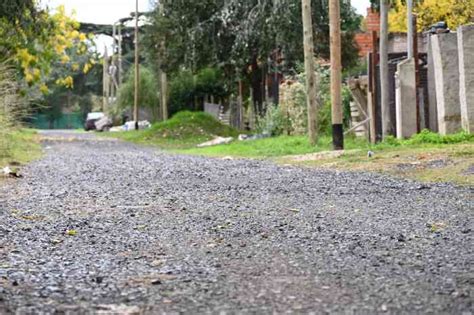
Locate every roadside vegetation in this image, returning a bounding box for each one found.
[0,128,41,168]
[105,111,473,185]
[106,111,239,149]
[0,63,41,169]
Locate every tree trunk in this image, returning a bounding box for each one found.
[329,0,343,150]
[301,0,319,145]
[379,0,391,138]
[161,72,168,120]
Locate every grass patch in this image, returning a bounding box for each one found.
[282,143,474,186]
[182,135,369,157]
[104,115,473,186]
[184,130,474,158]
[0,128,41,168]
[104,111,239,149]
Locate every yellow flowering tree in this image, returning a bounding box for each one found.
[0,4,94,94]
[389,0,474,32]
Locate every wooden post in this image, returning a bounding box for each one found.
[238,79,244,129]
[368,31,378,143]
[161,72,168,120]
[301,0,319,145]
[133,0,139,130]
[160,1,168,121]
[380,0,391,138]
[102,46,109,112]
[329,0,343,150]
[118,24,123,85]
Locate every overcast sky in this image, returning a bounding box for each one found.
[40,0,371,24]
[39,0,152,24]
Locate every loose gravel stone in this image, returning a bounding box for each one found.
[0,131,472,314]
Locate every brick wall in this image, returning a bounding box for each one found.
[355,33,373,57]
[354,8,380,57]
[366,8,380,33]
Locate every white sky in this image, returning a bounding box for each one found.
[39,0,152,24]
[40,0,371,24]
[352,0,371,16]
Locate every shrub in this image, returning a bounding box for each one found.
[168,69,195,115]
[279,80,307,135]
[257,103,289,136]
[405,129,474,144]
[195,67,227,99]
[145,111,238,140]
[117,66,160,119]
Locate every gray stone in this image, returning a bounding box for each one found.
[396,58,417,139]
[431,33,462,135]
[458,25,474,133]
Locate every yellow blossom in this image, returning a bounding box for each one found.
[39,84,49,94]
[83,63,92,74]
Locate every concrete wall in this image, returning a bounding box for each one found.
[396,58,417,139]
[431,33,462,135]
[426,36,438,132]
[458,25,474,133]
[388,33,427,54]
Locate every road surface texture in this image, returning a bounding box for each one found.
[0,131,472,314]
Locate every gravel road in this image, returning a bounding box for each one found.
[0,131,472,314]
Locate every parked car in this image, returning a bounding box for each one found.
[84,112,104,131]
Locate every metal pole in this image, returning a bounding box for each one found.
[133,0,139,130]
[329,0,343,150]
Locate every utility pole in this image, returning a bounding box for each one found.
[407,0,414,58]
[160,0,168,121]
[301,0,319,145]
[118,23,123,85]
[329,0,343,150]
[379,0,391,138]
[133,0,139,130]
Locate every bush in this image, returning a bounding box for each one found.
[144,110,238,140]
[168,69,196,115]
[169,67,229,116]
[257,103,289,136]
[279,65,353,137]
[405,129,474,144]
[117,66,159,119]
[195,67,227,99]
[279,80,307,135]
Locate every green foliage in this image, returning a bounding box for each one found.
[183,135,369,157]
[375,130,474,149]
[195,67,227,98]
[117,66,159,115]
[106,111,239,149]
[405,129,474,145]
[257,103,290,136]
[0,128,41,167]
[144,0,363,87]
[169,70,196,115]
[168,67,228,115]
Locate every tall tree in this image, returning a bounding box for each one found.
[389,0,474,32]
